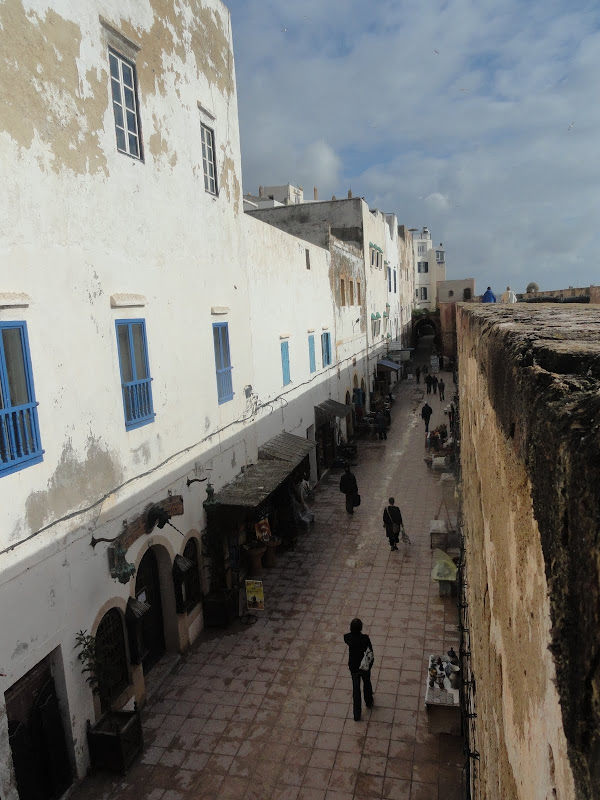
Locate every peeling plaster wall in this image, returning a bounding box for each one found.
[458,304,600,800]
[0,0,253,793]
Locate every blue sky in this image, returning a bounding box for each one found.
[227,0,600,293]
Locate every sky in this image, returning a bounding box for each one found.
[226,0,600,294]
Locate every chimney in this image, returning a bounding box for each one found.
[348,188,353,199]
[258,185,264,198]
[314,186,318,201]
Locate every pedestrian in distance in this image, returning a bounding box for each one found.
[421,402,433,433]
[438,379,445,401]
[423,364,428,376]
[343,618,374,721]
[482,286,497,303]
[374,410,387,440]
[339,464,359,515]
[415,366,421,384]
[425,374,433,395]
[432,375,438,395]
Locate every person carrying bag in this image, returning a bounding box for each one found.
[343,618,374,721]
[383,497,409,550]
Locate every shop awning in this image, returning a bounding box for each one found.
[213,459,299,509]
[377,359,402,372]
[258,431,316,466]
[315,399,352,422]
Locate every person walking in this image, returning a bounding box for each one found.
[415,366,421,384]
[423,364,428,376]
[374,410,387,440]
[438,379,445,401]
[340,464,358,515]
[343,618,374,721]
[383,497,403,550]
[432,375,438,395]
[421,402,433,433]
[425,374,433,395]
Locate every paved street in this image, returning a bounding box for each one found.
[74,358,464,800]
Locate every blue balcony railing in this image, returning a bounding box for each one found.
[216,367,233,403]
[122,378,154,428]
[0,402,43,473]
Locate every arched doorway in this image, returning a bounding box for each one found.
[95,608,129,711]
[135,549,165,673]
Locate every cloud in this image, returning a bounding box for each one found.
[228,0,600,293]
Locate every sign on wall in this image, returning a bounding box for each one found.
[245,580,265,611]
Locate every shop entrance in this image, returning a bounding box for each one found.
[135,548,166,673]
[6,658,73,800]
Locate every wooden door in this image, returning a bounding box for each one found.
[135,548,165,673]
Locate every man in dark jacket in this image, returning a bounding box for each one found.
[438,379,445,401]
[374,410,387,440]
[383,497,403,551]
[421,402,433,432]
[425,374,433,394]
[431,375,438,395]
[343,618,374,721]
[415,366,421,384]
[339,465,358,514]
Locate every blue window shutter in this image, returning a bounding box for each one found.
[0,322,44,476]
[308,335,316,373]
[327,333,332,365]
[213,322,234,403]
[281,341,291,385]
[115,319,155,430]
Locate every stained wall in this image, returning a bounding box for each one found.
[458,304,600,800]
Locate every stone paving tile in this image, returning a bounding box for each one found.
[71,346,465,800]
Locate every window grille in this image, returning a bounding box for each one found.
[109,49,142,160]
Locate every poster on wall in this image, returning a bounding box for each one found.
[255,518,272,542]
[430,356,440,374]
[245,580,265,611]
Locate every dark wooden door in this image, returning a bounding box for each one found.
[6,665,72,800]
[135,548,165,673]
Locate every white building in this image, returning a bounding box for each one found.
[412,226,447,310]
[0,1,417,797]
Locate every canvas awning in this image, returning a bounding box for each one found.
[258,431,316,466]
[315,399,352,423]
[377,359,402,372]
[213,459,300,509]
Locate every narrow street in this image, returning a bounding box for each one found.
[74,342,463,800]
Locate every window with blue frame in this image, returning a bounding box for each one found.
[115,319,155,429]
[308,335,316,373]
[281,340,291,385]
[213,322,234,403]
[321,332,332,367]
[0,322,43,476]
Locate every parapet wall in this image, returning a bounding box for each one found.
[457,304,600,800]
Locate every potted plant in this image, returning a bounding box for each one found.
[75,630,143,774]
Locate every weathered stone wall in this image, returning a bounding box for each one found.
[458,304,600,800]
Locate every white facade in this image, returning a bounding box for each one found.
[413,226,447,310]
[0,1,418,796]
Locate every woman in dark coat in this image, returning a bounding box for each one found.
[383,497,403,551]
[343,618,374,721]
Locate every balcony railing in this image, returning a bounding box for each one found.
[0,402,43,472]
[122,379,154,428]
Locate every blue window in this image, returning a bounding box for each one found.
[308,335,316,374]
[394,269,397,293]
[0,322,43,476]
[321,332,332,367]
[115,319,155,430]
[281,340,291,385]
[213,323,234,403]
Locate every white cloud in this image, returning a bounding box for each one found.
[228,0,600,293]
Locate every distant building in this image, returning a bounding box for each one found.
[412,226,447,310]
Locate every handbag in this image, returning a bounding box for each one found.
[359,646,374,671]
[353,494,361,507]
